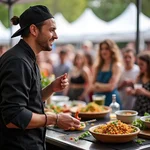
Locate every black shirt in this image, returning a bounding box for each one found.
[0,40,46,150]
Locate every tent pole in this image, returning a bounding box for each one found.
[136,0,141,54]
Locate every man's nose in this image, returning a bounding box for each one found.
[54,32,58,39]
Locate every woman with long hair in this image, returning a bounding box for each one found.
[92,39,122,107]
[126,51,150,115]
[64,51,90,102]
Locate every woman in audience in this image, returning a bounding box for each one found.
[91,39,122,107]
[126,51,150,115]
[64,51,90,102]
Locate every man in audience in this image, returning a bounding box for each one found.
[118,48,139,110]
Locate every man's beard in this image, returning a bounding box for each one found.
[36,38,52,52]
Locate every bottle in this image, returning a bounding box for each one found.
[109,94,120,120]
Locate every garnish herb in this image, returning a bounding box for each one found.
[135,138,146,145]
[74,131,91,141]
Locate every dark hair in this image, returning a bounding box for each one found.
[11,16,19,25]
[11,16,45,38]
[137,51,150,79]
[59,50,67,55]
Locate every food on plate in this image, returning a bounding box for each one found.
[68,111,86,131]
[94,120,137,135]
[45,104,70,113]
[79,102,106,113]
[75,111,81,120]
[69,122,86,131]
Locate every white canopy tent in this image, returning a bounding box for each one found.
[71,8,108,35]
[53,13,79,43]
[107,3,150,34]
[144,30,150,41]
[0,21,10,45]
[9,24,21,46]
[1,3,150,45]
[56,4,150,43]
[56,8,108,43]
[54,13,71,36]
[79,3,150,43]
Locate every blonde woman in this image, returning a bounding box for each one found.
[92,39,122,107]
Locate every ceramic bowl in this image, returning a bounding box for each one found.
[89,124,140,143]
[140,116,150,129]
[115,110,138,124]
[51,96,69,104]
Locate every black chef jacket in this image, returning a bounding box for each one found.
[0,40,46,150]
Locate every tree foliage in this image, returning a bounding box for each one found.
[0,0,88,27]
[0,0,150,28]
[88,0,150,21]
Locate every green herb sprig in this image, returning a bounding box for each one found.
[74,131,91,141]
[135,138,146,145]
[132,112,150,130]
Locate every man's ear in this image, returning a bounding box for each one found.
[29,24,38,37]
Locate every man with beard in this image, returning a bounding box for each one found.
[0,5,80,150]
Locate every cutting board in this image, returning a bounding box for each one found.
[138,130,150,139]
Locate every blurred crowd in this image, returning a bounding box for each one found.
[1,39,150,116]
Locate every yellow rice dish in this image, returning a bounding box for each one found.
[79,102,105,113]
[94,120,136,135]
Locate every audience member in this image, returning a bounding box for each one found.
[118,48,139,109]
[53,49,71,78]
[126,51,150,115]
[90,39,122,107]
[64,51,90,102]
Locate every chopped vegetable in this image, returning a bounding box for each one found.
[91,123,95,126]
[75,111,81,120]
[70,137,74,140]
[132,118,145,130]
[144,112,150,116]
[135,138,145,144]
[80,123,84,126]
[132,112,150,129]
[74,131,91,141]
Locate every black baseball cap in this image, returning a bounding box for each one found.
[11,5,54,38]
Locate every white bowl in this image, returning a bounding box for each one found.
[140,116,150,129]
[58,100,86,107]
[115,110,138,124]
[51,96,69,104]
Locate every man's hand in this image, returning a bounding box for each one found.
[51,73,69,92]
[57,113,80,130]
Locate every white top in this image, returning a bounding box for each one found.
[118,64,140,110]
